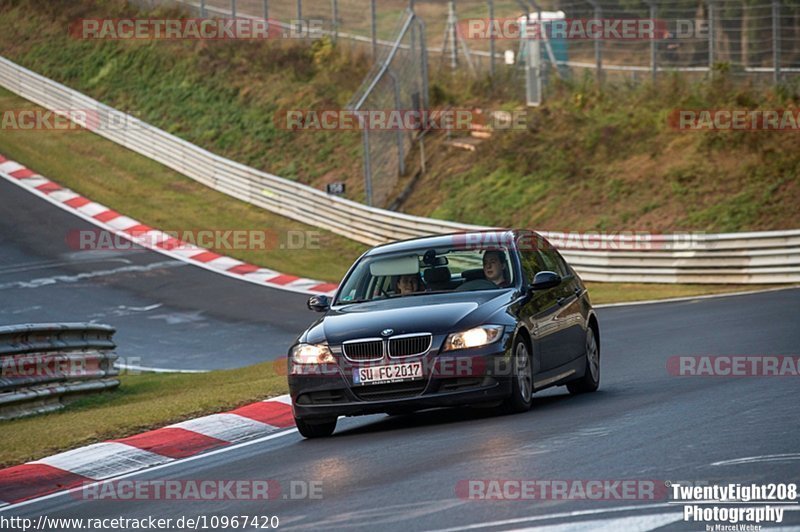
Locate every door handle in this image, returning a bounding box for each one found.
[574,287,582,297]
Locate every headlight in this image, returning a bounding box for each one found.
[443,325,504,352]
[291,343,335,364]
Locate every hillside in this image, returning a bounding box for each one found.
[1,0,798,234]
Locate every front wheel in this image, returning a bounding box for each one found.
[295,416,337,438]
[499,337,534,414]
[567,327,600,394]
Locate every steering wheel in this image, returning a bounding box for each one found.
[455,279,498,291]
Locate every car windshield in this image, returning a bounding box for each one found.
[335,246,515,304]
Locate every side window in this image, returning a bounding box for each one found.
[519,249,545,284]
[540,249,569,277]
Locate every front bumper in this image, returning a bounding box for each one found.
[288,332,514,421]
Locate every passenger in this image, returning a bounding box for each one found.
[483,250,511,288]
[396,274,422,295]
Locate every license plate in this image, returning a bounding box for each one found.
[353,361,423,385]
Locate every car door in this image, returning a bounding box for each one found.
[516,245,567,374]
[541,248,587,366]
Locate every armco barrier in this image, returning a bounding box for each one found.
[0,323,119,419]
[1,56,798,284]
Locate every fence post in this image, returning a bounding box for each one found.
[388,72,405,177]
[488,0,496,78]
[371,0,378,58]
[448,1,459,69]
[361,124,373,207]
[200,0,206,17]
[231,0,236,18]
[332,0,339,43]
[707,0,715,76]
[772,0,781,83]
[648,1,656,82]
[263,0,268,19]
[419,18,430,109]
[587,0,602,85]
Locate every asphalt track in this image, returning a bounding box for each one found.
[2,170,800,530]
[0,177,312,370]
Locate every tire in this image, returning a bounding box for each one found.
[294,416,337,438]
[499,336,534,414]
[567,326,600,394]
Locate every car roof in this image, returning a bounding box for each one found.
[364,230,530,257]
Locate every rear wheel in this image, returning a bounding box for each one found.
[567,327,599,394]
[294,416,337,438]
[500,337,533,414]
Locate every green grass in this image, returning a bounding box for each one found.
[0,362,288,468]
[410,73,800,233]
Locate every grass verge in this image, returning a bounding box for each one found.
[583,282,789,305]
[0,362,288,468]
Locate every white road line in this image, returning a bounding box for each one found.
[426,503,678,532]
[505,512,684,532]
[0,260,183,290]
[711,454,800,466]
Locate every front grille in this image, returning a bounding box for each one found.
[389,334,432,358]
[342,339,383,361]
[352,381,427,401]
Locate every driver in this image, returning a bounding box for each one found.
[396,274,422,295]
[483,250,511,288]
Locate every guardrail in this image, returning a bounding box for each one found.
[1,55,798,284]
[0,323,119,420]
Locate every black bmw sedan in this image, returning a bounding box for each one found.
[288,230,600,438]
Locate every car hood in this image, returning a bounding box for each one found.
[303,290,516,345]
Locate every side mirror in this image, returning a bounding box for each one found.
[530,271,561,291]
[307,295,331,312]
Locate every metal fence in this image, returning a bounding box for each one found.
[0,323,119,419]
[154,0,800,84]
[347,10,429,207]
[2,54,799,284]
